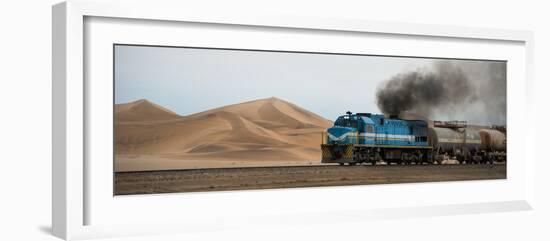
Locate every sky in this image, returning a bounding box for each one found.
[114,45,504,122]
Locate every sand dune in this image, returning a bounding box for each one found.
[115,97,333,171]
[116,99,181,122]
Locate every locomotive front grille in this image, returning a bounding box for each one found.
[321,144,354,163]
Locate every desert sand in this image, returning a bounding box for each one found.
[115,97,333,171]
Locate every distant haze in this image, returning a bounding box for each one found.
[115,45,506,124]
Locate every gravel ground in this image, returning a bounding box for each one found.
[114,163,506,195]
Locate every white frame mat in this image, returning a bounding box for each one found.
[52,1,535,240]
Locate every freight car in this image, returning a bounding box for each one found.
[429,121,506,164]
[321,112,433,165]
[429,121,482,164]
[321,112,506,165]
[479,129,507,163]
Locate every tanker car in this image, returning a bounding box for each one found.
[429,121,506,164]
[321,112,506,165]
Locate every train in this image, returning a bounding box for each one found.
[321,112,506,165]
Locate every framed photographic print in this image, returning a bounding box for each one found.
[52,0,535,240]
[113,44,508,195]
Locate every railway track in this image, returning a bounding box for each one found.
[116,162,505,174]
[115,163,506,195]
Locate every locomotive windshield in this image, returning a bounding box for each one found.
[334,115,358,128]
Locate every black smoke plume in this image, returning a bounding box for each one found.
[376,61,506,125]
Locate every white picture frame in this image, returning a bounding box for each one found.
[52,0,535,240]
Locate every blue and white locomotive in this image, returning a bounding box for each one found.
[321,112,433,165]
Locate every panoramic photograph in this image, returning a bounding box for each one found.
[113,44,507,195]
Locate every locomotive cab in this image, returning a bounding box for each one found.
[327,114,358,144]
[327,113,375,145]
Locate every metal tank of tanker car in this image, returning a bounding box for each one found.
[479,129,506,151]
[428,127,482,154]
